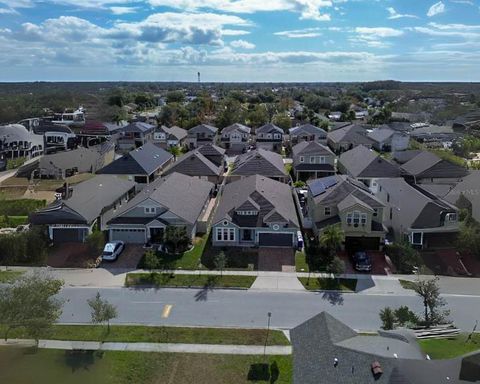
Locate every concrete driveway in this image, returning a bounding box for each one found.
[100,244,144,270]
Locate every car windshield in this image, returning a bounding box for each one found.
[103,251,113,256]
[356,253,369,262]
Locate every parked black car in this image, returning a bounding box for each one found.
[352,251,372,272]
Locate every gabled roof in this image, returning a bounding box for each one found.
[109,172,213,225]
[337,193,374,212]
[97,142,173,176]
[307,174,384,208]
[400,151,468,179]
[119,121,155,134]
[444,171,480,221]
[339,145,401,178]
[30,175,135,225]
[367,127,397,143]
[157,125,187,141]
[197,143,226,156]
[231,148,286,177]
[163,150,221,177]
[213,175,299,228]
[393,150,423,164]
[289,123,327,137]
[327,124,374,146]
[292,141,335,157]
[256,123,283,135]
[222,123,251,134]
[188,124,218,134]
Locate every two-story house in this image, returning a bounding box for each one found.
[338,145,401,193]
[107,172,214,244]
[196,143,226,168]
[376,178,459,249]
[186,124,218,149]
[306,175,387,252]
[292,141,336,181]
[289,124,328,146]
[220,123,251,152]
[153,125,187,149]
[116,122,155,151]
[255,123,284,152]
[212,175,300,269]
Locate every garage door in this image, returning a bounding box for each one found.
[110,228,146,244]
[345,236,380,254]
[53,228,86,243]
[258,233,293,247]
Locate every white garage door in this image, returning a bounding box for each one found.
[110,228,146,244]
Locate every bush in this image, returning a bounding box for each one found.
[379,307,395,330]
[86,231,105,255]
[385,241,422,273]
[0,226,48,265]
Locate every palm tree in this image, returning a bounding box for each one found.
[319,225,345,258]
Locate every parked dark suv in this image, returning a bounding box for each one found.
[352,251,372,272]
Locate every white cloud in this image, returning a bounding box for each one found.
[230,39,255,49]
[0,7,18,14]
[222,29,251,36]
[110,6,138,15]
[427,1,445,17]
[387,7,418,20]
[147,0,332,21]
[274,27,322,38]
[353,27,404,48]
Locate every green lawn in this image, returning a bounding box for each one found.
[295,251,309,272]
[125,273,256,289]
[0,324,289,346]
[0,215,28,228]
[418,333,480,359]
[399,279,417,290]
[298,277,357,291]
[0,348,292,384]
[0,270,24,283]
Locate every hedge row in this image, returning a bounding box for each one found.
[0,199,46,216]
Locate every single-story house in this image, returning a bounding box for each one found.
[107,172,214,244]
[29,175,136,243]
[292,141,336,182]
[97,142,173,184]
[338,145,401,193]
[367,127,410,152]
[327,124,374,153]
[229,148,288,183]
[444,171,480,223]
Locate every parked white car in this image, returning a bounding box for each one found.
[101,241,125,261]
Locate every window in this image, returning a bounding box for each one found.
[144,207,156,214]
[237,210,258,216]
[389,208,393,220]
[299,156,304,163]
[272,224,280,230]
[387,193,390,203]
[373,208,378,217]
[353,211,360,226]
[324,207,331,216]
[274,134,281,139]
[411,232,423,245]
[216,227,235,241]
[360,213,367,225]
[446,213,457,222]
[309,156,326,164]
[346,213,353,225]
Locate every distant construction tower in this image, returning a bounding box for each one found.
[197,72,201,83]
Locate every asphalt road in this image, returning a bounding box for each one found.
[58,287,480,332]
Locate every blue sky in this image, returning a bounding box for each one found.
[1,0,479,81]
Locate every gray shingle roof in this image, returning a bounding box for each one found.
[109,172,213,225]
[188,124,218,135]
[327,124,374,146]
[444,171,480,222]
[289,123,327,137]
[339,145,401,178]
[231,148,286,177]
[367,127,396,143]
[392,150,422,164]
[97,142,173,176]
[163,150,221,177]
[120,121,155,134]
[213,175,299,228]
[292,141,335,157]
[158,125,187,141]
[197,143,226,156]
[222,123,251,134]
[256,123,283,135]
[400,151,468,179]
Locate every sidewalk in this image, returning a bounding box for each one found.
[0,339,291,355]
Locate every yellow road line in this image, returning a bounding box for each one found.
[161,304,173,318]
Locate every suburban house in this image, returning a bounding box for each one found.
[97,142,173,184]
[20,142,115,179]
[153,125,187,149]
[163,150,223,184]
[212,175,300,269]
[186,124,218,149]
[291,141,336,181]
[367,126,410,152]
[116,122,155,151]
[291,312,475,384]
[196,143,226,168]
[327,124,374,153]
[29,175,136,243]
[0,124,44,159]
[400,151,469,184]
[376,178,460,249]
[107,172,214,244]
[219,123,251,152]
[444,171,480,223]
[255,123,284,152]
[289,124,327,145]
[306,175,387,252]
[338,145,401,193]
[229,148,288,183]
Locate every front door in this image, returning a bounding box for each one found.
[150,227,164,243]
[242,229,253,241]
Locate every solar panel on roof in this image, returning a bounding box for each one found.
[309,180,326,197]
[322,176,337,189]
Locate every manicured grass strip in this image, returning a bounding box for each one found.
[126,273,256,289]
[0,270,24,283]
[399,279,417,290]
[0,348,292,384]
[0,324,290,346]
[418,333,480,359]
[295,250,309,272]
[298,277,357,291]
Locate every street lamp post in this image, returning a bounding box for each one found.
[264,312,272,358]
